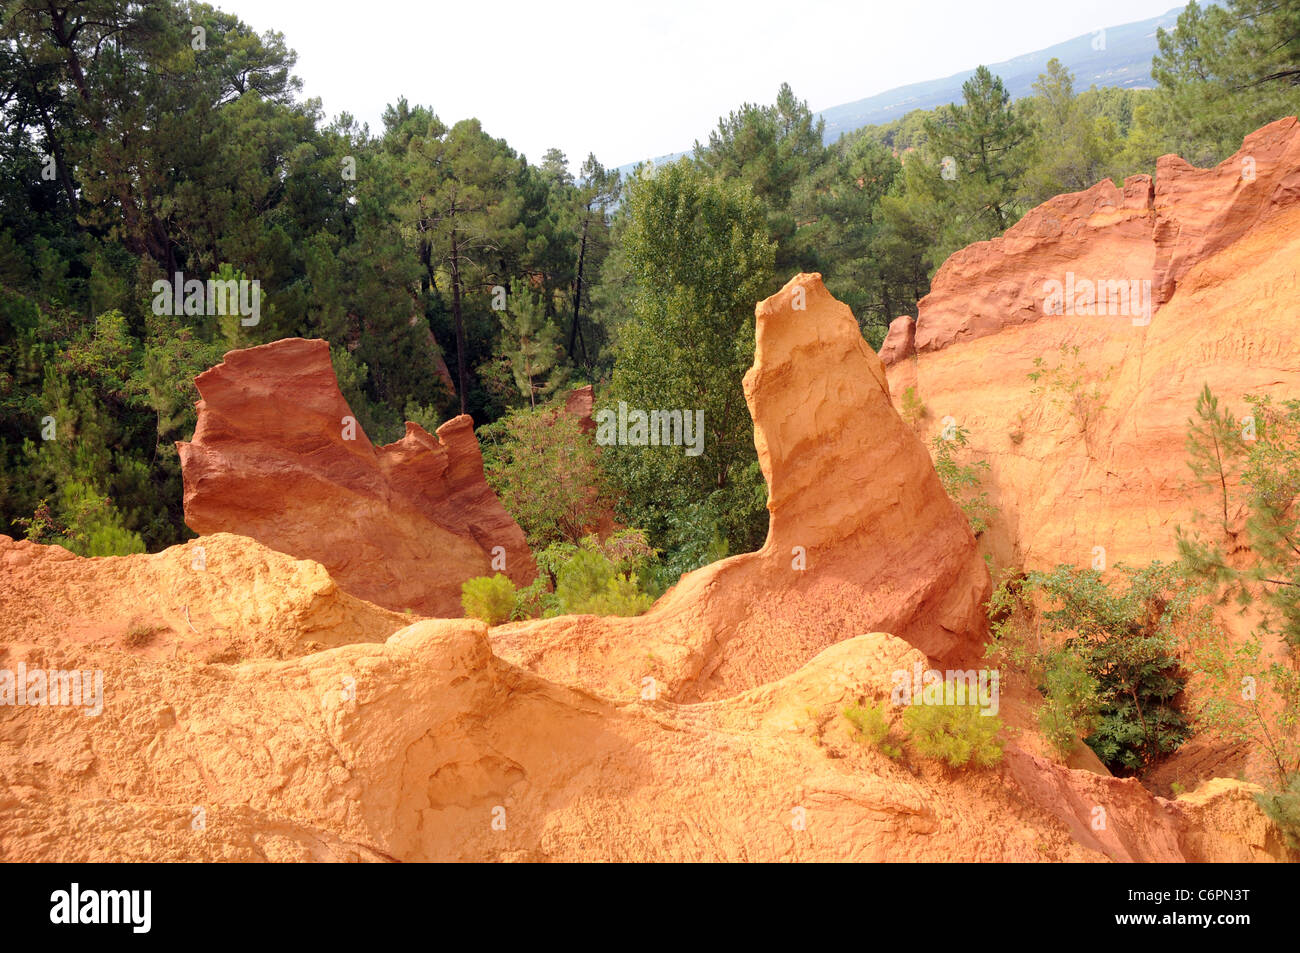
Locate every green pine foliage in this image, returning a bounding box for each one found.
[1175,387,1300,838]
[1179,392,1300,648]
[460,574,517,626]
[902,701,1005,768]
[2,0,1295,583]
[1184,383,1248,537]
[549,537,655,618]
[844,701,904,760]
[1255,773,1300,850]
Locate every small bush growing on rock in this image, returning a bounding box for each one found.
[1027,345,1113,459]
[123,620,163,647]
[902,701,1004,768]
[511,574,558,620]
[1037,647,1101,759]
[931,424,996,537]
[523,531,657,619]
[1188,628,1300,792]
[844,701,903,759]
[901,387,927,428]
[552,547,652,617]
[568,570,654,617]
[1255,773,1300,850]
[461,573,517,625]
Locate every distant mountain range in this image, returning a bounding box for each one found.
[617,3,1189,176]
[816,5,1185,140]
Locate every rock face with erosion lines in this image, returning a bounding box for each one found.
[176,338,535,616]
[882,118,1300,572]
[898,117,1300,355]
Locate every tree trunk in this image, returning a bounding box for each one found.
[450,227,468,415]
[568,212,590,361]
[46,8,144,255]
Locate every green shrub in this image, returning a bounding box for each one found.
[511,574,558,620]
[1025,562,1191,774]
[552,547,652,617]
[1255,773,1300,850]
[553,547,614,609]
[902,702,1004,768]
[570,571,654,617]
[1027,344,1112,458]
[1189,632,1300,788]
[931,424,996,536]
[844,701,903,759]
[635,503,730,597]
[478,406,612,549]
[1037,647,1101,759]
[495,532,660,622]
[461,574,517,625]
[16,482,146,557]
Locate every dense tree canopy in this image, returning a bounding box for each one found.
[1,0,1296,578]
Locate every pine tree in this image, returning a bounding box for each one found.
[565,154,620,366]
[1185,383,1247,537]
[499,278,565,409]
[924,65,1031,236]
[1151,0,1300,164]
[1022,59,1117,203]
[1179,392,1300,648]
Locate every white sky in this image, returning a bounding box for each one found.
[215,0,1183,169]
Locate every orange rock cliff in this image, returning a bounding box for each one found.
[882,116,1300,572]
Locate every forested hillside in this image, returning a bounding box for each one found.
[1,0,1296,578]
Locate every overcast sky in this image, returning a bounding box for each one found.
[216,0,1183,169]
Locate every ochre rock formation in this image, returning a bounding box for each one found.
[176,338,534,616]
[492,274,990,702]
[884,118,1300,573]
[878,315,916,366]
[0,532,411,660]
[1,551,1287,860]
[880,119,1300,793]
[1,260,1291,860]
[901,117,1300,356]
